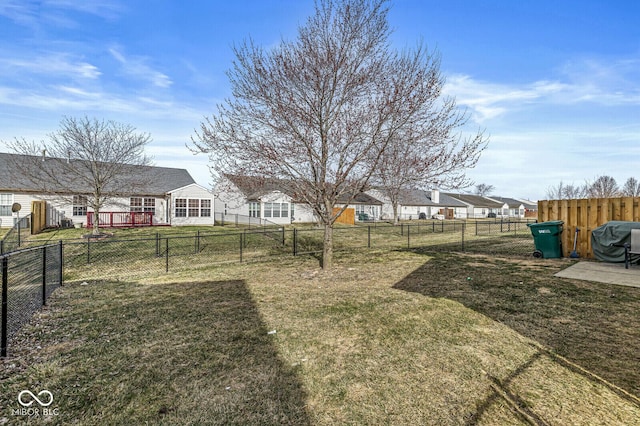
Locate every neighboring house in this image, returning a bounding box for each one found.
[444,193,505,219]
[518,198,538,218]
[215,175,315,225]
[336,192,383,221]
[367,188,468,220]
[490,197,528,218]
[216,174,383,224]
[0,152,213,228]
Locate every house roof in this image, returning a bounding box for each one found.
[490,196,524,208]
[224,174,382,205]
[516,198,538,210]
[444,193,504,208]
[0,152,195,196]
[225,174,295,200]
[347,192,382,205]
[398,189,467,207]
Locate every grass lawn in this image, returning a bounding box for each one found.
[1,250,639,424]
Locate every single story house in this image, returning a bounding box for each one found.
[444,193,505,219]
[215,174,383,225]
[367,188,468,220]
[0,152,213,228]
[489,197,530,218]
[518,198,538,218]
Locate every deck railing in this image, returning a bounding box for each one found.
[87,211,154,228]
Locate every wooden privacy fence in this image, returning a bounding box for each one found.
[538,197,640,258]
[31,200,47,234]
[333,207,355,225]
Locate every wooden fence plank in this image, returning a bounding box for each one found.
[537,197,640,259]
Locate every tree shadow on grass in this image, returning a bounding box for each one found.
[392,252,640,399]
[1,279,311,425]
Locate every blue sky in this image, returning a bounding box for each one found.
[1,0,639,201]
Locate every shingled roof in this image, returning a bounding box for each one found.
[0,152,195,196]
[225,174,382,205]
[444,193,504,208]
[398,189,467,207]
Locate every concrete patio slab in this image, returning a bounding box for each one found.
[555,261,640,288]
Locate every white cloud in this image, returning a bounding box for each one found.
[109,47,173,88]
[1,53,101,80]
[445,57,640,124]
[0,0,123,28]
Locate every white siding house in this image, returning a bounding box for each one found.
[0,152,211,228]
[215,175,382,224]
[215,175,317,225]
[167,183,215,226]
[366,188,467,220]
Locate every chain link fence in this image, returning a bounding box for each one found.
[1,219,534,356]
[0,215,32,255]
[1,243,63,357]
[60,220,535,282]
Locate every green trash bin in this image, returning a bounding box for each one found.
[527,220,563,258]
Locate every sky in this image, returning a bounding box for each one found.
[1,0,639,201]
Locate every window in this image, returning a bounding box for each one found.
[0,194,12,216]
[290,203,295,219]
[73,195,87,216]
[130,197,155,213]
[175,198,187,217]
[175,198,212,218]
[249,202,260,218]
[201,199,211,217]
[262,202,288,219]
[189,199,200,217]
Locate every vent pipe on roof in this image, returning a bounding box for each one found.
[431,189,440,204]
[41,149,46,161]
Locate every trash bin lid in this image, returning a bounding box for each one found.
[527,220,564,228]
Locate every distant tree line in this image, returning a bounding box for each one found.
[546,176,640,200]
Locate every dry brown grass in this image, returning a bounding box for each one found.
[0,249,639,424]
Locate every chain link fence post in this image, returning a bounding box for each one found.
[42,246,47,306]
[165,238,169,273]
[293,229,297,256]
[59,240,64,287]
[462,222,465,251]
[1,256,8,357]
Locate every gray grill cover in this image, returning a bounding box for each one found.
[591,221,640,262]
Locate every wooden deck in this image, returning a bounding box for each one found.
[87,212,156,228]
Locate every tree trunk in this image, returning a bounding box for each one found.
[321,223,333,270]
[92,206,100,236]
[392,201,399,225]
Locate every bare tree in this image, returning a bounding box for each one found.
[6,116,152,235]
[475,183,494,197]
[545,181,587,200]
[372,94,486,224]
[621,177,640,197]
[586,175,619,198]
[563,183,588,199]
[545,181,565,200]
[192,0,476,269]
